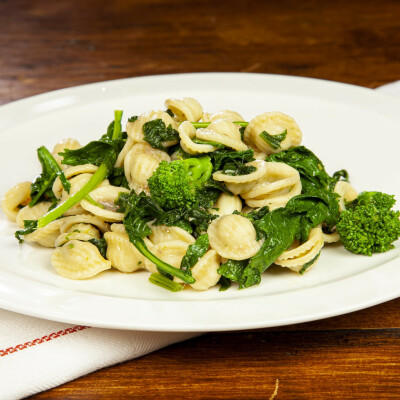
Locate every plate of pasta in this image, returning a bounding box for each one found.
[0,73,399,331]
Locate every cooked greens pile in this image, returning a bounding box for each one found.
[14,109,400,292]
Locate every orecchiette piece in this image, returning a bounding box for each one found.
[16,202,52,228]
[213,160,269,195]
[104,231,148,273]
[244,111,302,155]
[144,240,189,274]
[1,181,32,222]
[80,185,129,222]
[201,110,244,123]
[322,230,341,244]
[126,110,178,146]
[178,121,218,155]
[196,119,248,151]
[124,143,170,195]
[148,224,195,245]
[24,219,65,248]
[209,193,243,216]
[190,250,221,291]
[51,240,111,279]
[241,162,302,210]
[334,181,358,212]
[164,97,203,122]
[207,214,263,260]
[59,173,97,216]
[51,138,81,170]
[115,136,134,168]
[55,223,100,247]
[274,227,324,273]
[59,214,110,234]
[52,164,98,199]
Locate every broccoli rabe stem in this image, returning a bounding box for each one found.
[37,164,108,228]
[112,110,123,139]
[190,121,249,128]
[133,238,195,284]
[149,273,184,292]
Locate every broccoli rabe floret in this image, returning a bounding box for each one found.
[336,191,400,256]
[148,156,213,210]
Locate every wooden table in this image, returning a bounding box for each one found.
[1,0,399,398]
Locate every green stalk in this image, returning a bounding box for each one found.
[133,239,195,284]
[37,164,108,228]
[149,273,184,292]
[84,194,105,209]
[112,110,123,139]
[191,121,249,128]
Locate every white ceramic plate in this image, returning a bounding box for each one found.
[0,73,399,332]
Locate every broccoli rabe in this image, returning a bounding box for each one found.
[337,191,400,256]
[148,156,213,210]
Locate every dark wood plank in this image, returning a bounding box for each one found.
[1,0,400,106]
[29,327,400,399]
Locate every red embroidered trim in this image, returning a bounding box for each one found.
[0,325,91,357]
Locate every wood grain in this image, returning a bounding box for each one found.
[1,0,400,398]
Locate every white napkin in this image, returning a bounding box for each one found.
[0,308,198,399]
[0,82,398,400]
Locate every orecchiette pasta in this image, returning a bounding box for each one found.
[24,219,65,248]
[190,250,221,291]
[164,97,203,122]
[124,143,170,195]
[1,181,32,222]
[274,227,324,273]
[334,181,358,212]
[201,110,244,123]
[178,121,218,155]
[55,223,101,247]
[148,224,196,245]
[127,110,178,145]
[244,111,302,155]
[80,185,130,222]
[213,160,269,195]
[207,214,263,260]
[51,240,111,279]
[144,240,189,274]
[241,162,302,210]
[209,193,243,216]
[104,231,147,273]
[16,202,52,228]
[51,138,81,170]
[52,164,98,199]
[196,119,248,151]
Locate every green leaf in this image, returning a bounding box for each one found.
[108,167,130,189]
[210,148,255,173]
[267,146,335,192]
[218,259,249,285]
[88,238,107,258]
[242,210,301,288]
[15,220,38,243]
[259,129,287,150]
[142,119,179,151]
[180,234,209,275]
[192,138,225,148]
[60,141,117,174]
[299,252,321,275]
[30,146,70,207]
